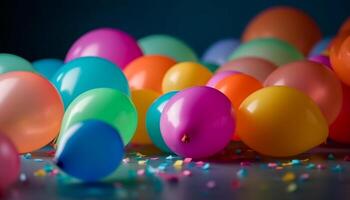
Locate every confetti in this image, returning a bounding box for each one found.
[317,164,326,170]
[328,153,335,160]
[231,180,241,189]
[23,153,32,159]
[236,168,248,179]
[299,173,310,182]
[275,166,284,170]
[34,169,46,177]
[331,164,344,172]
[123,158,130,164]
[19,173,27,182]
[282,172,295,182]
[173,160,184,169]
[267,162,278,168]
[43,164,54,173]
[137,169,145,176]
[138,160,147,166]
[202,163,210,170]
[306,163,316,170]
[184,158,192,163]
[291,159,301,166]
[166,155,175,160]
[33,159,43,162]
[182,170,192,176]
[196,161,204,166]
[240,161,251,167]
[286,183,297,193]
[206,180,216,189]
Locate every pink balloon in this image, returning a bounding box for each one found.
[264,60,342,124]
[160,86,235,159]
[0,134,20,190]
[308,54,331,69]
[206,70,240,87]
[65,28,143,69]
[217,57,277,83]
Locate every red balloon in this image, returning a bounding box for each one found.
[0,134,20,190]
[330,84,350,144]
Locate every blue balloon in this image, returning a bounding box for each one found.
[202,39,240,65]
[55,120,124,182]
[146,91,177,153]
[51,57,130,108]
[32,58,63,79]
[309,37,332,56]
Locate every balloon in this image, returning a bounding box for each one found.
[308,54,331,68]
[160,86,235,159]
[242,6,321,55]
[330,35,350,86]
[206,70,240,87]
[52,57,130,108]
[217,57,277,82]
[130,90,160,144]
[58,88,137,146]
[214,74,262,115]
[124,55,176,93]
[55,120,124,182]
[146,91,177,152]
[309,37,332,56]
[162,62,212,93]
[330,84,350,144]
[0,72,63,153]
[264,60,342,124]
[138,34,198,62]
[237,86,328,157]
[0,134,20,190]
[202,39,241,65]
[65,28,143,69]
[0,53,35,74]
[229,38,304,66]
[200,61,219,73]
[339,17,350,36]
[32,58,63,79]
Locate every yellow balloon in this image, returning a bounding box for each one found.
[131,89,160,144]
[237,86,328,157]
[162,62,212,93]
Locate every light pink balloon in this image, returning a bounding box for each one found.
[65,28,143,69]
[206,70,240,87]
[264,60,342,124]
[0,134,20,191]
[217,57,277,82]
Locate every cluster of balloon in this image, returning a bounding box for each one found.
[309,37,332,56]
[65,28,143,69]
[55,120,124,182]
[160,86,235,159]
[237,86,328,157]
[32,58,63,79]
[242,6,322,55]
[0,134,20,191]
[308,54,331,68]
[52,57,130,108]
[138,34,198,62]
[202,38,240,65]
[0,53,35,74]
[162,62,212,93]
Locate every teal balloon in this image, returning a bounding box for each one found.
[138,34,198,62]
[55,120,124,182]
[146,91,177,153]
[0,53,35,74]
[200,61,219,73]
[228,38,304,66]
[51,57,130,108]
[32,58,63,79]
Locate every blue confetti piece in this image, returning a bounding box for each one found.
[291,159,301,166]
[237,168,248,179]
[331,164,344,172]
[33,159,43,162]
[202,163,210,170]
[23,153,32,159]
[306,163,316,170]
[328,154,335,160]
[166,155,175,160]
[43,164,54,173]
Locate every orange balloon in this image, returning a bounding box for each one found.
[124,55,176,93]
[242,6,321,55]
[330,35,350,86]
[0,72,64,153]
[214,74,263,141]
[217,57,277,83]
[339,17,350,36]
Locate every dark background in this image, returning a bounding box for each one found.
[1,0,349,61]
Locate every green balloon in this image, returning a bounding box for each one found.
[228,38,304,66]
[0,53,35,74]
[58,88,137,146]
[138,34,198,62]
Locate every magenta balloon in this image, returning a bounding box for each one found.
[217,57,277,83]
[65,28,143,69]
[160,86,235,159]
[0,134,20,190]
[206,70,240,87]
[308,55,331,69]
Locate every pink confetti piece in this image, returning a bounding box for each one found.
[182,170,192,176]
[206,180,216,189]
[268,162,277,168]
[240,161,251,167]
[137,169,145,176]
[317,164,326,170]
[196,161,204,166]
[184,158,192,163]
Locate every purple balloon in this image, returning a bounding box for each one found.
[160,86,235,159]
[202,39,240,65]
[308,55,331,69]
[65,28,143,69]
[206,70,240,87]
